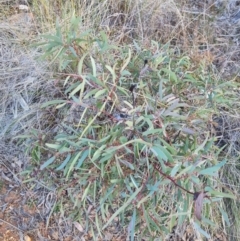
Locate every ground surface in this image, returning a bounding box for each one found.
[1,1,240,241]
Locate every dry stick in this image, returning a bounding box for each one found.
[153,163,195,195]
[0,162,21,185]
[0,218,23,232]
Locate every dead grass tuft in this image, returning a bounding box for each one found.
[0,24,56,140]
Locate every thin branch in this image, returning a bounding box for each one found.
[153,163,195,195]
[0,218,23,232]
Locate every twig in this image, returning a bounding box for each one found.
[153,163,195,195]
[0,218,23,232]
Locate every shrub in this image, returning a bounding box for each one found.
[23,16,236,239]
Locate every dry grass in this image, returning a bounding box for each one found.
[0,23,56,139]
[0,0,240,240]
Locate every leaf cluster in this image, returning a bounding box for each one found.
[23,17,236,239]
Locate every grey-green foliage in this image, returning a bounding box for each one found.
[26,16,236,239]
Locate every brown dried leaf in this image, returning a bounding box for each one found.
[73,221,84,232]
[50,231,59,240]
[181,127,196,135]
[194,191,205,221]
[24,235,32,241]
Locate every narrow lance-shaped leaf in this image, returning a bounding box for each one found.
[151,145,168,161]
[76,149,89,169]
[206,189,236,199]
[56,153,71,171]
[102,186,142,230]
[176,165,195,179]
[121,48,131,73]
[94,89,107,98]
[170,163,181,177]
[128,208,136,241]
[194,132,209,155]
[69,82,84,98]
[218,205,230,227]
[40,156,56,170]
[78,53,88,75]
[106,65,116,83]
[66,152,82,178]
[45,143,62,149]
[41,34,62,44]
[199,160,226,176]
[41,100,66,108]
[193,222,211,239]
[97,184,116,212]
[69,46,78,57]
[90,56,97,77]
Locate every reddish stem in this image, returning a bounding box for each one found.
[153,163,195,195]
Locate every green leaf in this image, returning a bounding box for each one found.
[155,55,167,67]
[159,77,163,100]
[69,46,78,57]
[40,156,56,170]
[56,102,67,109]
[119,159,134,170]
[170,163,181,177]
[164,98,181,116]
[90,56,97,77]
[193,222,210,239]
[161,139,177,155]
[119,136,128,144]
[69,82,84,97]
[84,88,99,98]
[206,190,236,199]
[169,214,177,232]
[66,152,82,178]
[162,68,178,82]
[41,100,66,108]
[176,165,195,178]
[92,145,106,162]
[121,48,131,73]
[159,146,174,162]
[199,160,226,176]
[106,139,150,153]
[97,184,116,212]
[142,128,163,136]
[71,95,81,104]
[64,81,80,94]
[151,145,168,161]
[88,74,105,87]
[99,153,113,164]
[102,186,142,230]
[55,19,62,41]
[106,65,116,83]
[56,154,71,171]
[70,15,81,31]
[41,34,62,44]
[78,30,91,39]
[130,175,139,189]
[45,143,61,149]
[121,70,131,76]
[81,182,91,201]
[128,208,136,241]
[76,149,89,168]
[218,205,230,227]
[78,53,88,75]
[116,86,130,96]
[194,132,209,155]
[94,89,107,98]
[201,217,216,227]
[191,176,200,184]
[133,40,141,52]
